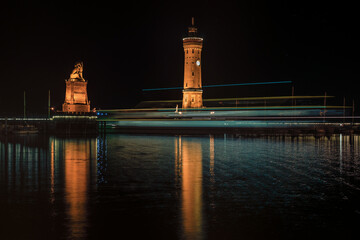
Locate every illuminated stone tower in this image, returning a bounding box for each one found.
[62,61,91,113]
[182,17,203,109]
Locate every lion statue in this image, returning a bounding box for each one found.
[69,61,85,81]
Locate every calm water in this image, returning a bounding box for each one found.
[1,133,360,240]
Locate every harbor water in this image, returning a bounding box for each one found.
[1,133,360,239]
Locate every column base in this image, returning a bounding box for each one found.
[182,89,203,109]
[62,103,90,113]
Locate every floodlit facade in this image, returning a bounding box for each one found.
[62,61,91,113]
[182,18,203,109]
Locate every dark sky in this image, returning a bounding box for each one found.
[1,1,360,115]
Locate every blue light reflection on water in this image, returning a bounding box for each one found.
[0,134,360,239]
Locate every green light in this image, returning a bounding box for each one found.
[142,81,292,91]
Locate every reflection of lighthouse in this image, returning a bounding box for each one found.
[182,18,203,109]
[175,136,203,239]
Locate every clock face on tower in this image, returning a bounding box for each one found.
[196,60,200,66]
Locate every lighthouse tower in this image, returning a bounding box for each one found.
[182,18,203,109]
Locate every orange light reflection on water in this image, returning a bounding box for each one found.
[64,140,91,239]
[176,137,203,239]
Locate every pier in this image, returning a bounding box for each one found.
[2,115,360,136]
[0,115,97,136]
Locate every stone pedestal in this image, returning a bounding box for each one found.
[62,80,90,113]
[182,89,203,109]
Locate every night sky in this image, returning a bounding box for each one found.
[1,1,360,115]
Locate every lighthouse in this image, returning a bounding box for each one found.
[182,18,203,109]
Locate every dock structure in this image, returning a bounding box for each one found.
[1,111,359,136]
[0,114,97,136]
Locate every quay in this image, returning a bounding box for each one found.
[1,114,360,136]
[98,119,360,135]
[0,115,97,136]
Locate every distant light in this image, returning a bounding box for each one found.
[196,60,200,66]
[210,111,215,114]
[179,112,182,115]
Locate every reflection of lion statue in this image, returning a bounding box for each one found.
[70,61,85,81]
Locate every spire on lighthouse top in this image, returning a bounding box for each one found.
[188,17,198,37]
